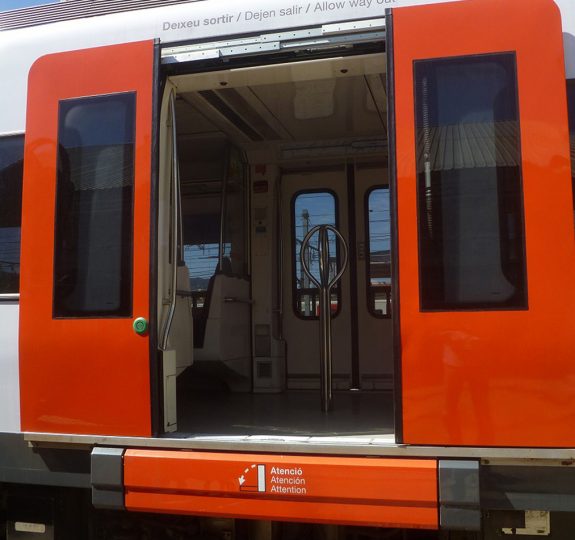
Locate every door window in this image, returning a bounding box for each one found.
[53,93,136,317]
[292,190,339,318]
[414,53,527,310]
[0,135,23,294]
[366,186,391,317]
[181,144,247,315]
[182,188,222,311]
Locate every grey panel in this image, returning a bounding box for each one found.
[481,465,575,512]
[439,459,480,506]
[91,447,125,510]
[91,447,123,490]
[92,487,125,510]
[440,508,481,531]
[439,460,480,531]
[0,433,90,489]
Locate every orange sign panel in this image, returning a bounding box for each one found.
[124,450,438,529]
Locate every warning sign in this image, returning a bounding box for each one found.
[238,464,266,492]
[238,464,307,495]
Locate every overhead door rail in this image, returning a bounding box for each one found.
[161,18,385,64]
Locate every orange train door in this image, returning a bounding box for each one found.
[389,0,575,447]
[19,41,156,436]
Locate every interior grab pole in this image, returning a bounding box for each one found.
[300,225,348,412]
[160,91,180,351]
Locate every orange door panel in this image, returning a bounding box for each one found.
[20,41,155,436]
[390,0,574,446]
[124,450,438,529]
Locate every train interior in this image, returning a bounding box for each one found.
[158,52,394,440]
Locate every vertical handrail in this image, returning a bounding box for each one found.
[300,225,348,412]
[276,179,285,340]
[160,92,180,351]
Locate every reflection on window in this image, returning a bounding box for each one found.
[366,187,391,317]
[415,53,527,310]
[54,93,135,317]
[0,136,23,295]
[567,80,575,218]
[292,191,339,318]
[182,210,222,308]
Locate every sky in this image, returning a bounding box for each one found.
[0,0,57,11]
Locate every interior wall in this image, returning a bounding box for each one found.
[250,161,286,392]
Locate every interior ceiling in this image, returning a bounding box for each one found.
[175,72,387,148]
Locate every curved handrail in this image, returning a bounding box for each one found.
[299,224,349,291]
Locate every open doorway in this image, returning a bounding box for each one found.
[158,51,393,440]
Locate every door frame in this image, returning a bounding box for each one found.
[385,7,403,443]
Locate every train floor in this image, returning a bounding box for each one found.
[173,385,395,438]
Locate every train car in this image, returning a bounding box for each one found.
[1,0,575,537]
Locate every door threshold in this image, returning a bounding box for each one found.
[166,432,397,446]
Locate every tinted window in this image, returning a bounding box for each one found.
[54,93,135,317]
[181,144,246,316]
[182,185,222,312]
[415,53,526,310]
[0,136,23,294]
[366,187,391,317]
[292,191,339,318]
[183,209,221,291]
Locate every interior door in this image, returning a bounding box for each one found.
[282,166,390,390]
[282,168,352,389]
[389,0,575,446]
[20,41,156,436]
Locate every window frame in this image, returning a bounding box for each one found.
[181,143,250,300]
[364,184,392,319]
[413,51,528,313]
[0,132,25,301]
[290,188,341,320]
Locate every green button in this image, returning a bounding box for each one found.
[133,317,149,336]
